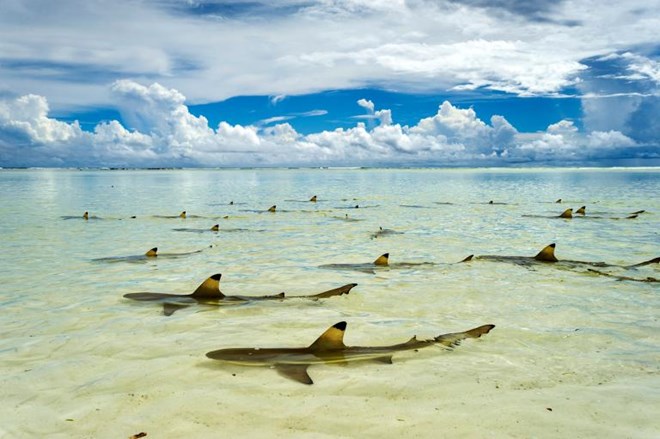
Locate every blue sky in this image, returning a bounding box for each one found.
[0,0,658,167]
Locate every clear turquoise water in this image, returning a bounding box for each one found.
[0,168,658,438]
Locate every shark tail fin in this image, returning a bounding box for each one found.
[145,247,158,257]
[627,257,660,268]
[576,206,586,215]
[309,195,317,202]
[311,283,358,299]
[435,324,495,348]
[309,321,347,350]
[268,205,277,212]
[534,243,558,262]
[191,274,224,299]
[211,224,220,231]
[559,208,573,218]
[179,211,186,218]
[373,253,389,266]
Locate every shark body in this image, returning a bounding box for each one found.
[124,274,357,315]
[206,321,494,384]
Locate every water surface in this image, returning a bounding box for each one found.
[1,168,658,438]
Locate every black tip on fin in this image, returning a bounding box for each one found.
[210,273,222,281]
[334,321,347,331]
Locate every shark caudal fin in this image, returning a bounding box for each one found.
[559,208,573,218]
[83,211,89,220]
[145,247,158,257]
[311,283,358,299]
[268,205,277,212]
[309,321,347,350]
[434,324,495,348]
[373,253,389,266]
[534,243,558,262]
[576,206,586,215]
[627,256,660,268]
[211,224,220,231]
[309,195,317,202]
[190,274,224,299]
[179,211,187,218]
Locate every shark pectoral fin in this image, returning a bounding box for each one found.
[373,253,389,266]
[434,324,495,348]
[163,302,190,316]
[311,283,358,299]
[372,356,393,364]
[534,243,558,262]
[275,364,313,385]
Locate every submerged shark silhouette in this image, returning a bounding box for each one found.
[206,321,495,385]
[93,246,208,263]
[319,253,452,274]
[462,243,659,270]
[124,274,357,315]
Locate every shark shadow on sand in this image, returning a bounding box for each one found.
[206,321,495,385]
[123,274,357,315]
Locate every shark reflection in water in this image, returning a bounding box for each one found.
[124,274,357,315]
[206,321,495,385]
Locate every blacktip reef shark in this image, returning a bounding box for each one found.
[524,207,643,220]
[153,211,188,219]
[319,253,444,274]
[172,224,252,233]
[93,246,209,263]
[61,211,102,220]
[370,227,404,239]
[206,321,495,385]
[124,274,357,315]
[462,243,659,271]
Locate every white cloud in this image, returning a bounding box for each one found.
[0,81,654,167]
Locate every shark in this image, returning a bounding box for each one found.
[123,274,357,315]
[206,321,495,385]
[370,227,404,239]
[93,246,208,263]
[153,211,188,219]
[172,224,251,233]
[524,207,643,220]
[319,253,438,274]
[61,211,102,220]
[462,243,659,271]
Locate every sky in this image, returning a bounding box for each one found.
[0,0,658,168]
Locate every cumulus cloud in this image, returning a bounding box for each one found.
[0,81,655,167]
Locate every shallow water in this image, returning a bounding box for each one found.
[0,167,658,438]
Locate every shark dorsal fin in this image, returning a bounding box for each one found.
[211,224,220,231]
[145,247,158,257]
[555,198,562,203]
[191,274,224,299]
[309,321,347,351]
[309,195,317,202]
[179,211,186,218]
[534,243,558,262]
[460,254,474,263]
[268,205,276,212]
[576,206,586,215]
[83,211,89,220]
[373,253,389,266]
[559,208,573,218]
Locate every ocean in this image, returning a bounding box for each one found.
[0,167,658,438]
